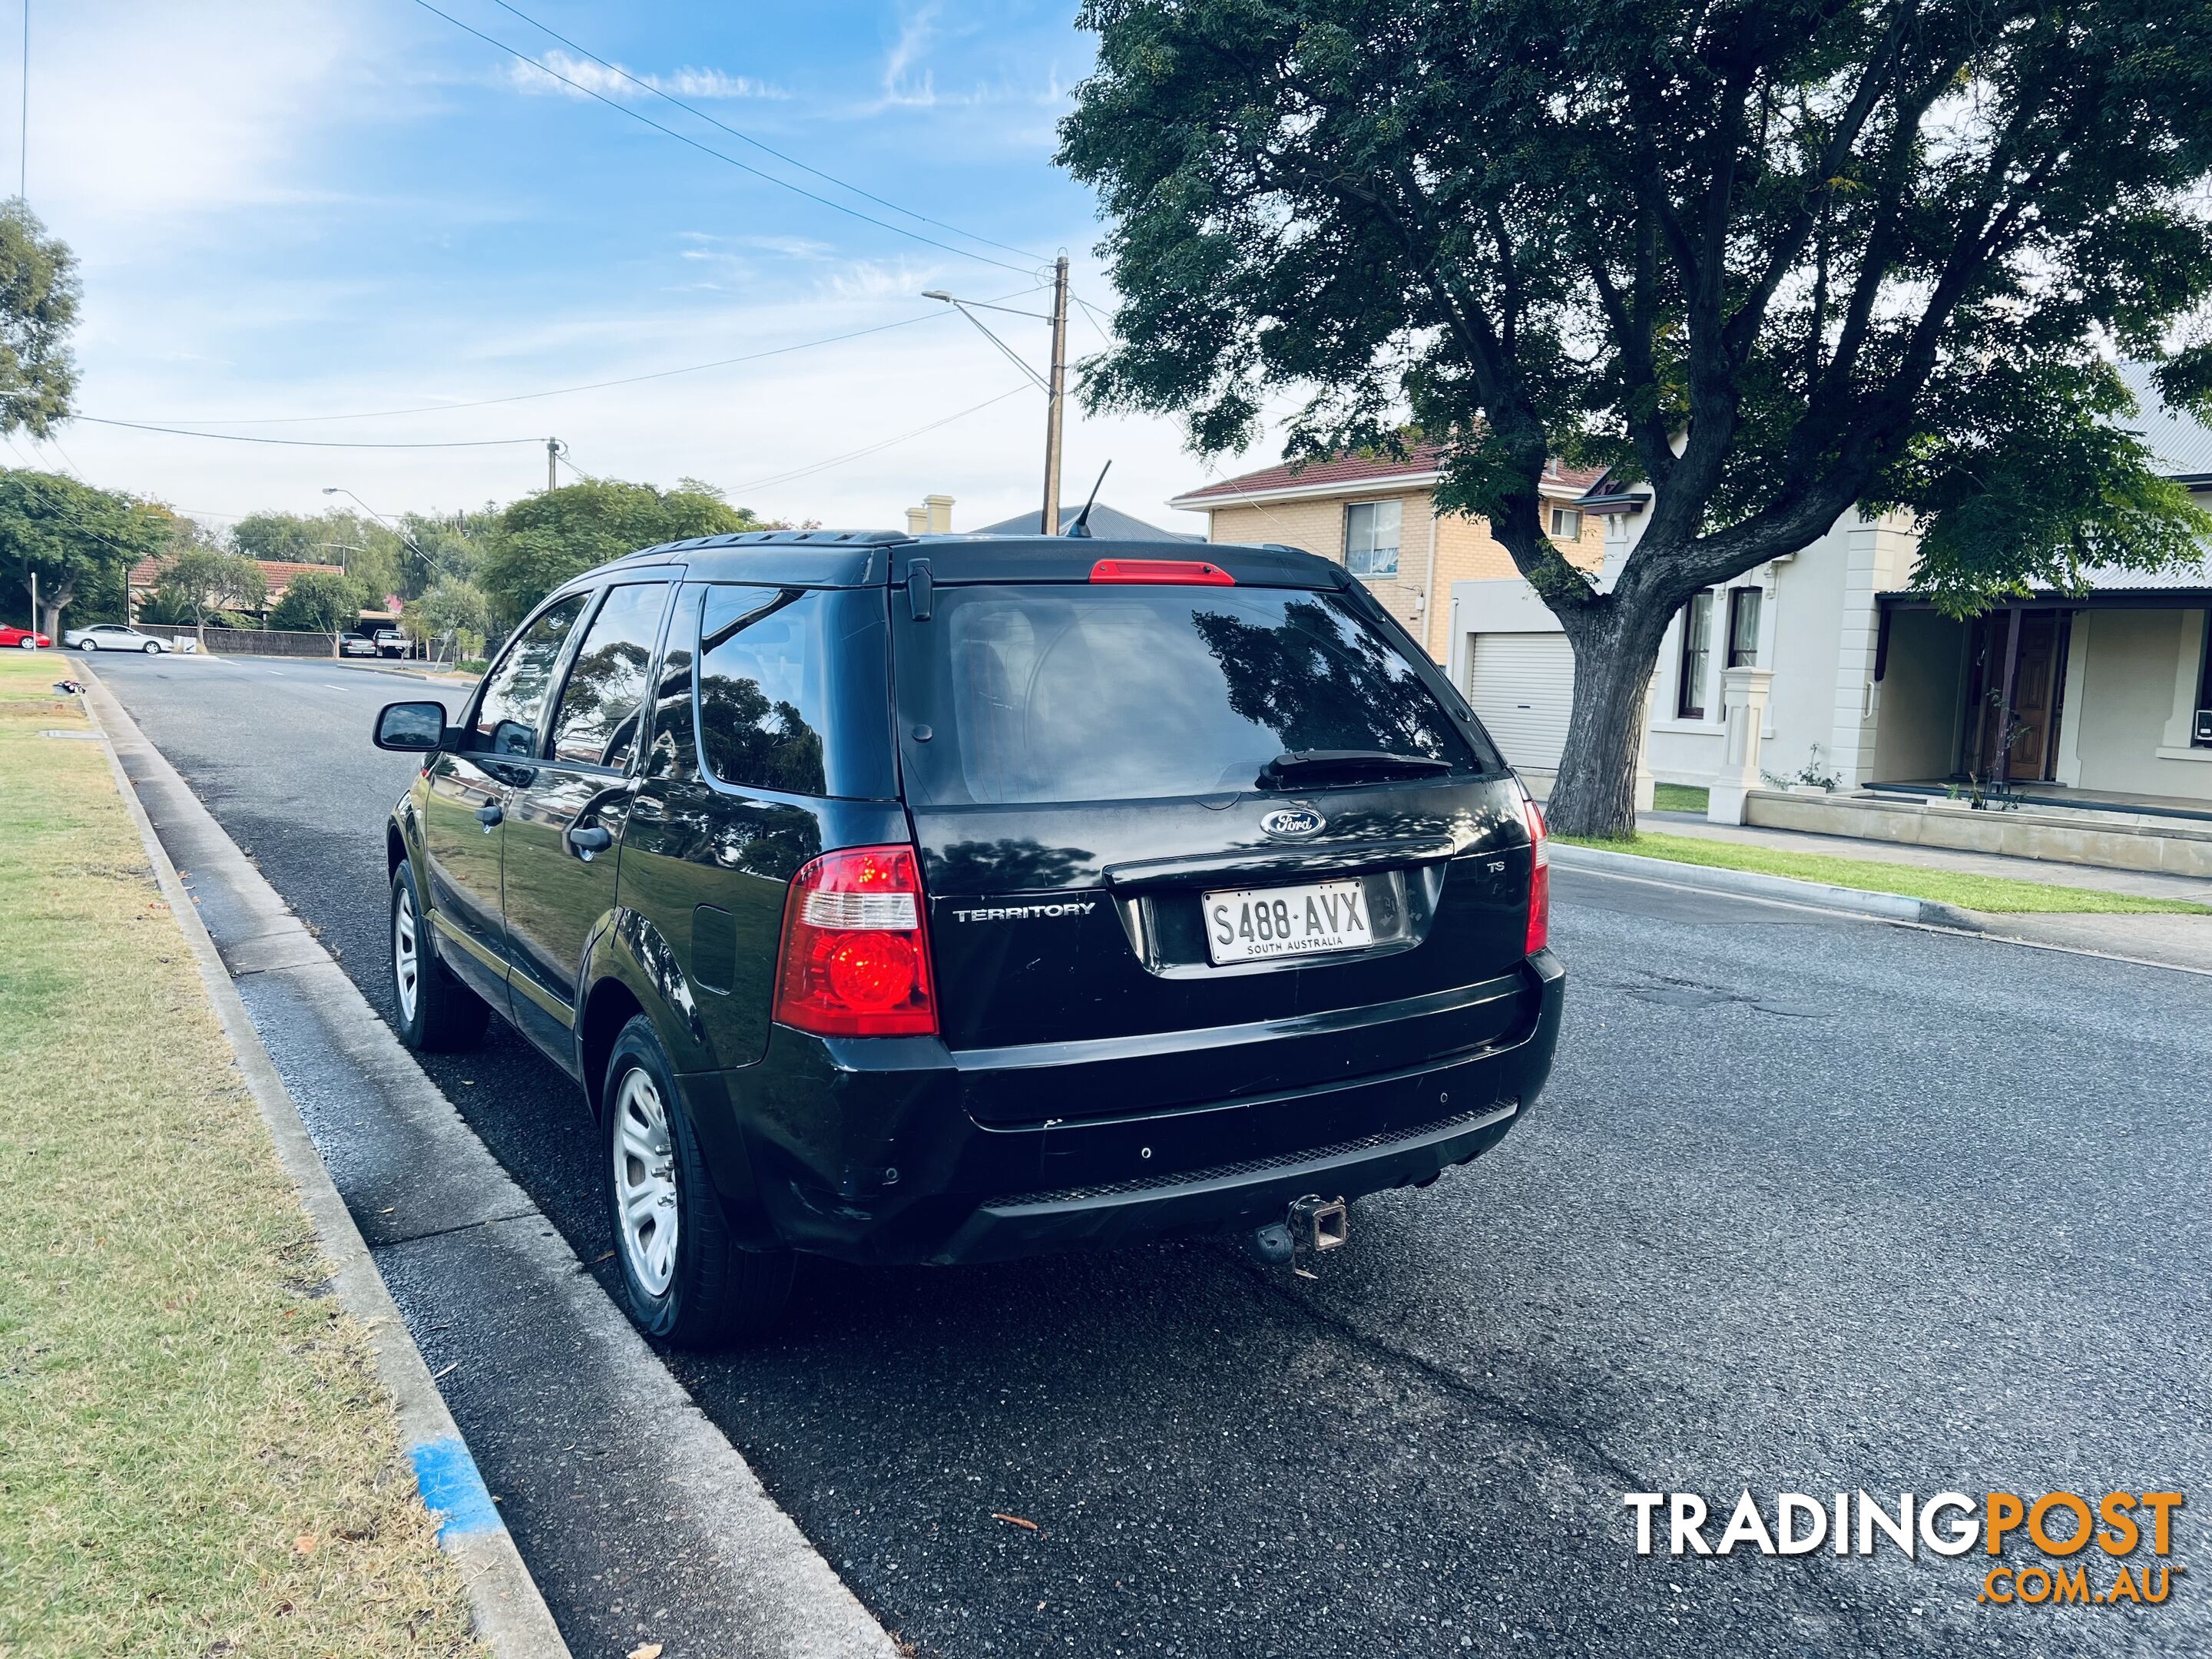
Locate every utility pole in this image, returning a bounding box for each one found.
[1040,255,1068,535]
[547,437,559,493]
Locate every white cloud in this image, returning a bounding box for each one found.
[506,48,783,103]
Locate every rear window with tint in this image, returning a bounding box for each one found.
[897,584,1488,806]
[694,584,894,799]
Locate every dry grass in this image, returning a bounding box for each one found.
[0,651,485,1658]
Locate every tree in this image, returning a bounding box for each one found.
[402,576,492,663]
[479,478,764,624]
[154,533,268,647]
[1061,0,2212,836]
[268,568,366,653]
[0,469,167,636]
[235,508,408,604]
[0,200,79,437]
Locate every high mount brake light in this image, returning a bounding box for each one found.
[1524,796,1551,956]
[773,845,939,1037]
[1088,558,1236,586]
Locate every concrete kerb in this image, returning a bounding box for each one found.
[76,669,573,1659]
[1549,839,1983,929]
[76,663,905,1659]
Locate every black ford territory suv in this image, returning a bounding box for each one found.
[375,530,1564,1345]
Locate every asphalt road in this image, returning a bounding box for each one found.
[91,647,2212,1658]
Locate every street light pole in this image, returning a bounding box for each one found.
[1040,256,1069,535]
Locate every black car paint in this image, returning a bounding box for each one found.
[386,531,1565,1267]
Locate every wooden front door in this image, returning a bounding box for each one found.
[1960,609,2068,781]
[2007,611,2065,779]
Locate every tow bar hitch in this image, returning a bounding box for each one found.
[1248,1194,1349,1270]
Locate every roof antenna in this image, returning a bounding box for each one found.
[1065,460,1112,538]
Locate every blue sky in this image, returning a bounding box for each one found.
[27,1,1253,535]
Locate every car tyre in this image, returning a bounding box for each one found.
[142,641,161,654]
[389,856,488,1051]
[76,637,94,651]
[605,1014,793,1348]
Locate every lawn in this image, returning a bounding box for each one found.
[1651,782,1710,813]
[1563,828,2210,916]
[0,651,484,1657]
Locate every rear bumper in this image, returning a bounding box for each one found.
[690,949,1565,1267]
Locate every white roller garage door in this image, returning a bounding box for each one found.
[1465,633,1575,771]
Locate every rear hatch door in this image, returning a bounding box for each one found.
[891,565,1540,1124]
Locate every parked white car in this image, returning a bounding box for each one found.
[65,624,193,654]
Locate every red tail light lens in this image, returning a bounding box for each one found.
[1524,796,1551,956]
[1088,558,1235,586]
[773,846,938,1037]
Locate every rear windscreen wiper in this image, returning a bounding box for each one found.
[1257,750,1454,789]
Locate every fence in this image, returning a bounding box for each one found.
[127,624,452,661]
[127,624,353,657]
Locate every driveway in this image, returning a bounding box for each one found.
[90,647,2212,1658]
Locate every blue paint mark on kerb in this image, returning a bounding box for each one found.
[410,1436,503,1541]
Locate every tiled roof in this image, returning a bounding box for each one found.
[1173,444,1607,506]
[127,556,345,590]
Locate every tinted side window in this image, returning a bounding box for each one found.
[471,594,588,756]
[696,584,892,799]
[548,583,672,768]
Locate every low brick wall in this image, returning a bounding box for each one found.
[1744,789,2212,879]
[129,624,356,657]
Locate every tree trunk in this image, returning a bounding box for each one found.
[1543,604,1672,841]
[38,575,75,642]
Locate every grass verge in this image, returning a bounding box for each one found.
[1560,828,2211,916]
[1651,782,1709,813]
[0,651,485,1657]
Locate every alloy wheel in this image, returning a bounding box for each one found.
[613,1067,679,1297]
[392,884,420,1023]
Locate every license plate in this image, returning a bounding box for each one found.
[1202,878,1373,965]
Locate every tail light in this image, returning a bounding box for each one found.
[773,846,938,1037]
[1524,796,1551,955]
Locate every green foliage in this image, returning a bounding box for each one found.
[267,568,365,634]
[0,468,168,631]
[478,478,763,623]
[154,537,267,633]
[402,576,493,658]
[233,508,411,606]
[0,199,79,437]
[1061,0,2212,610]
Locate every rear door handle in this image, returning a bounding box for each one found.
[475,803,504,828]
[567,824,614,859]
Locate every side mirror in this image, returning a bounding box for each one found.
[373,700,450,752]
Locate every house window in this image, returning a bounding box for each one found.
[1676,590,1714,719]
[1345,499,1402,577]
[1727,587,1763,668]
[1548,505,1581,541]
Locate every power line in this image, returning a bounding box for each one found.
[92,308,972,427]
[730,385,1031,495]
[73,418,553,450]
[485,0,1048,270]
[409,0,1034,277]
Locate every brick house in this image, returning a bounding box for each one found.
[127,556,347,621]
[1167,445,1608,664]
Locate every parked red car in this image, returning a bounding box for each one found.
[0,626,51,649]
